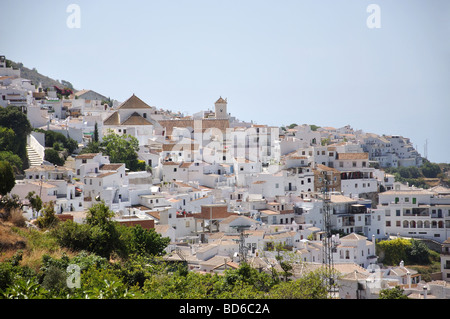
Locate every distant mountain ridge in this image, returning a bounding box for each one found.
[6,59,77,91]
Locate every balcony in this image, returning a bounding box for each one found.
[285,186,297,191]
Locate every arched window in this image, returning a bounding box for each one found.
[417,221,423,228]
[410,221,416,228]
[438,221,444,228]
[403,220,409,228]
[424,221,430,228]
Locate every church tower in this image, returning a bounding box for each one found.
[214,96,228,119]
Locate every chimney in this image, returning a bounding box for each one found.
[423,285,428,299]
[406,270,411,289]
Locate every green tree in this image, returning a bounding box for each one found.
[0,106,32,170]
[44,148,65,166]
[79,141,101,154]
[84,202,122,259]
[407,239,431,265]
[0,160,15,196]
[377,238,412,265]
[269,269,329,299]
[100,130,141,171]
[0,151,23,174]
[379,286,408,299]
[36,201,59,229]
[0,127,16,152]
[25,191,43,218]
[94,122,99,142]
[421,160,441,178]
[121,224,170,257]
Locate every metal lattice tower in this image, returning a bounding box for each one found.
[321,171,337,297]
[231,225,250,263]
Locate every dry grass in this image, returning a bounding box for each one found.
[0,217,75,271]
[0,221,27,256]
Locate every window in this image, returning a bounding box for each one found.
[173,168,177,172]
[412,198,416,204]
[386,221,391,227]
[352,161,357,167]
[362,161,366,167]
[395,197,399,204]
[275,183,279,189]
[404,197,409,203]
[339,162,343,168]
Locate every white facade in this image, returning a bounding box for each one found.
[378,188,450,242]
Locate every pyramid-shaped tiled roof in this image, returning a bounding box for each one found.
[118,94,152,109]
[121,112,153,125]
[103,111,120,125]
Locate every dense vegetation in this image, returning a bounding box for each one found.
[376,238,440,282]
[0,202,329,299]
[384,160,449,189]
[0,106,32,171]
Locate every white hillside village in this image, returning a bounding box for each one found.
[2,55,450,299]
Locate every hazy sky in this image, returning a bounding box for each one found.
[2,0,449,163]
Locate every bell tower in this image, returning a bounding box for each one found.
[214,96,228,119]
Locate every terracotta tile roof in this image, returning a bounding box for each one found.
[380,189,434,196]
[121,112,153,125]
[162,143,199,151]
[179,162,193,168]
[162,161,180,166]
[100,163,124,171]
[215,96,227,104]
[118,94,152,109]
[336,153,369,160]
[158,118,229,136]
[314,164,340,173]
[340,233,368,241]
[103,111,120,125]
[75,153,100,159]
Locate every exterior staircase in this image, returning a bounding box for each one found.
[26,145,44,166]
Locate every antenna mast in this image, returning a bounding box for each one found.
[321,171,337,298]
[231,225,250,263]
